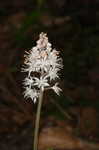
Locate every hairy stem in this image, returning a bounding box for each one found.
[34,89,44,150]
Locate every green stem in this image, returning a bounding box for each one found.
[33,89,44,150]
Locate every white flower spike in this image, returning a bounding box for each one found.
[22,32,63,103]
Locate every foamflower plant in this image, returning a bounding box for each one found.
[22,32,63,150]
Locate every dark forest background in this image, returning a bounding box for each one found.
[0,0,99,150]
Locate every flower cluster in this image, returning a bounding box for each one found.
[22,33,63,103]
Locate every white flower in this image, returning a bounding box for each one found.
[36,58,49,72]
[22,32,63,102]
[23,77,34,88]
[23,61,37,76]
[46,67,59,80]
[24,87,39,103]
[48,50,63,69]
[51,83,62,95]
[33,76,49,90]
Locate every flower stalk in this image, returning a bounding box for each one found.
[34,89,44,150]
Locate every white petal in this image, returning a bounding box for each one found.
[52,83,62,95]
